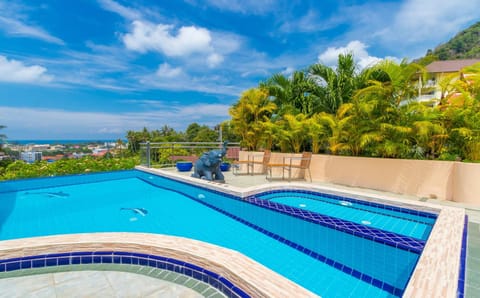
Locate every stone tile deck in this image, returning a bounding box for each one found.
[0,269,206,298]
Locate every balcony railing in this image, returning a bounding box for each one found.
[139,142,241,168]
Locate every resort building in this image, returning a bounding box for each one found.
[417,59,480,104]
[20,151,42,163]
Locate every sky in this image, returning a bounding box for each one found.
[0,0,479,140]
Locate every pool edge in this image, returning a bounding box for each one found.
[0,232,316,298]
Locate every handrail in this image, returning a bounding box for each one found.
[139,141,241,168]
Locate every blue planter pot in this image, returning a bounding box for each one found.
[176,162,193,172]
[220,162,231,172]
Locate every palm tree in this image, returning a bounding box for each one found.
[261,71,319,116]
[309,53,366,114]
[436,62,480,160]
[277,113,310,153]
[229,88,277,150]
[347,59,426,157]
[356,59,424,112]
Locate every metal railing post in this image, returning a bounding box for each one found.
[146,141,151,168]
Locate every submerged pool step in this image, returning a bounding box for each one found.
[246,197,426,254]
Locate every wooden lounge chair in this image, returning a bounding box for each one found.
[233,150,271,175]
[266,152,312,182]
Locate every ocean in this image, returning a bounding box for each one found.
[7,140,125,145]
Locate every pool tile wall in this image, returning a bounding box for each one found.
[457,215,468,297]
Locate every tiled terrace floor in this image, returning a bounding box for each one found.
[167,167,480,297]
[0,265,218,298]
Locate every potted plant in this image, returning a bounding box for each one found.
[220,159,231,172]
[176,160,193,172]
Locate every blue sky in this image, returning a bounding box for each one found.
[0,0,479,140]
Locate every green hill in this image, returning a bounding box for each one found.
[430,21,480,60]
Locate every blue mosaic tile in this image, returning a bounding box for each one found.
[58,257,70,266]
[71,251,91,256]
[113,251,132,256]
[46,258,57,267]
[93,251,112,256]
[32,259,45,268]
[6,262,20,271]
[71,257,81,264]
[457,215,468,297]
[113,256,121,264]
[21,260,31,269]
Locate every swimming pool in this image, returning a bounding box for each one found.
[0,170,440,297]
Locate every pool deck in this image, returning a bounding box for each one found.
[0,269,207,297]
[152,166,480,297]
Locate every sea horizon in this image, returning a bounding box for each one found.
[6,139,126,145]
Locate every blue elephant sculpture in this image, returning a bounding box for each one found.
[191,141,228,181]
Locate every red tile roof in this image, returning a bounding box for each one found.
[426,59,480,73]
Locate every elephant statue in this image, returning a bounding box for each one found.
[191,141,228,182]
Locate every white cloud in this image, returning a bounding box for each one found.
[207,53,224,68]
[0,55,53,83]
[123,21,213,56]
[333,0,480,58]
[0,16,64,45]
[189,0,274,15]
[279,9,345,33]
[281,67,294,76]
[156,63,183,78]
[97,0,142,20]
[140,68,243,96]
[318,41,382,69]
[385,0,480,44]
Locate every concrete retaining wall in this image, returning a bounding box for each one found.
[239,151,478,204]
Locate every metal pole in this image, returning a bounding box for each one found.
[146,141,151,168]
[218,126,223,142]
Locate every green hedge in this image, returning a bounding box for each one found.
[0,156,140,180]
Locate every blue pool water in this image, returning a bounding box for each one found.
[0,170,438,297]
[258,191,435,240]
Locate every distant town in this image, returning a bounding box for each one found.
[0,141,127,163]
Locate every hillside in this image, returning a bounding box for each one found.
[431,21,480,60]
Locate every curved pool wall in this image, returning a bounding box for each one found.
[0,233,313,297]
[0,168,467,297]
[0,251,245,297]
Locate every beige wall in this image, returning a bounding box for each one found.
[453,162,480,205]
[239,151,478,205]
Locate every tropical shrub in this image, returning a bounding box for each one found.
[0,156,140,180]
